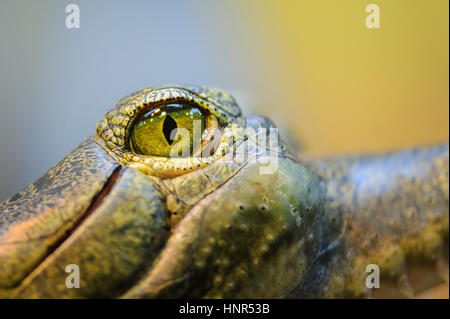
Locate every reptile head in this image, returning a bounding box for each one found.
[0,84,324,298]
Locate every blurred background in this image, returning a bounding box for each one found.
[0,0,448,202]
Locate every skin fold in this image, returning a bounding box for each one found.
[0,84,448,298]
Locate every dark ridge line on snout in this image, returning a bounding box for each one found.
[13,165,123,291]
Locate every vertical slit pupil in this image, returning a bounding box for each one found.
[163,115,177,145]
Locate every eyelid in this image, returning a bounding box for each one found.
[96,86,241,157]
[96,85,246,178]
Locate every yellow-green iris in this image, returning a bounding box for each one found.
[130,104,206,157]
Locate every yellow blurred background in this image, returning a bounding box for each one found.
[233,0,449,156]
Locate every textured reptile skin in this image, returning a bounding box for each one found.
[0,84,448,298]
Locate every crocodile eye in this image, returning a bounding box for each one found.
[130,104,207,157]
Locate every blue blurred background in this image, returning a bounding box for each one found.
[0,0,448,200]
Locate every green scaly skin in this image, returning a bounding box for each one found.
[0,84,448,298]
